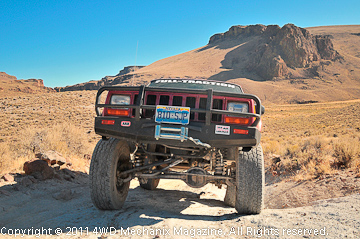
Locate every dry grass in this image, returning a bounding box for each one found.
[14,123,94,171]
[263,100,360,181]
[0,124,95,173]
[1,91,360,182]
[0,91,99,174]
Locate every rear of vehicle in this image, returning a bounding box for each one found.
[90,79,265,214]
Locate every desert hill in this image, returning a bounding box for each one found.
[58,24,360,103]
[0,72,55,96]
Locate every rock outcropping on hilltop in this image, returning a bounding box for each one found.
[55,66,145,92]
[117,66,145,76]
[209,24,341,80]
[0,72,55,94]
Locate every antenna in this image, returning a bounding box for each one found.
[131,41,139,86]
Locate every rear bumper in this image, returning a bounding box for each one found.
[95,117,261,148]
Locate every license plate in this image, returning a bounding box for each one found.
[155,105,190,125]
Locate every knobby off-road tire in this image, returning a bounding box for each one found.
[232,145,264,214]
[224,184,236,208]
[90,138,132,210]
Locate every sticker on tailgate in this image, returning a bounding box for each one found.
[215,125,230,135]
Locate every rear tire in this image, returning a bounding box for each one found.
[90,138,131,210]
[233,145,264,214]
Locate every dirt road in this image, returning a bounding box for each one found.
[0,172,359,239]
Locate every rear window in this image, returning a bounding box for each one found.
[148,79,243,93]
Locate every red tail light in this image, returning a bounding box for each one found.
[104,108,130,117]
[224,116,250,125]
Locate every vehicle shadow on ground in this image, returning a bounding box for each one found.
[0,173,242,233]
[98,186,240,229]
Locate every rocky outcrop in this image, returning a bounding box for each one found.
[36,151,67,166]
[210,24,268,43]
[209,24,340,80]
[22,79,45,88]
[0,72,55,94]
[55,74,134,92]
[315,35,339,60]
[1,72,47,88]
[22,151,73,180]
[117,66,145,76]
[55,66,145,92]
[0,72,17,80]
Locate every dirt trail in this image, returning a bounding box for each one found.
[0,172,359,239]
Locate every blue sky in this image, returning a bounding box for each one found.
[1,0,359,87]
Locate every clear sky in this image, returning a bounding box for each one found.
[1,0,359,87]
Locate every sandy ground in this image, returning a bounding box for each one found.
[0,171,359,239]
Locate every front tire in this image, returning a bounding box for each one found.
[90,138,131,210]
[226,145,264,214]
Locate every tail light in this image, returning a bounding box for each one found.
[224,102,250,125]
[104,95,131,117]
[104,108,130,116]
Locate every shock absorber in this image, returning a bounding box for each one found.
[214,149,226,175]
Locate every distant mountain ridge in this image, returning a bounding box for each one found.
[54,66,146,92]
[52,24,360,103]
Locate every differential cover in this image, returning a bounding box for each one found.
[185,167,208,188]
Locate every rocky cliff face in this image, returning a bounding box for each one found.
[22,79,45,87]
[209,24,341,80]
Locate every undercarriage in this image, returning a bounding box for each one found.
[120,142,238,189]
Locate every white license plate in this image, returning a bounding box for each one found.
[155,105,190,125]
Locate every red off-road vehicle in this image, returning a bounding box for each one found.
[90,79,265,214]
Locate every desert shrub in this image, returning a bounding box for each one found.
[271,136,335,180]
[269,135,360,181]
[263,140,283,155]
[19,123,92,156]
[333,138,360,168]
[0,142,30,174]
[0,143,11,174]
[0,122,94,174]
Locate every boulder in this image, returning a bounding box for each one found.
[1,174,14,182]
[23,160,54,180]
[37,151,67,166]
